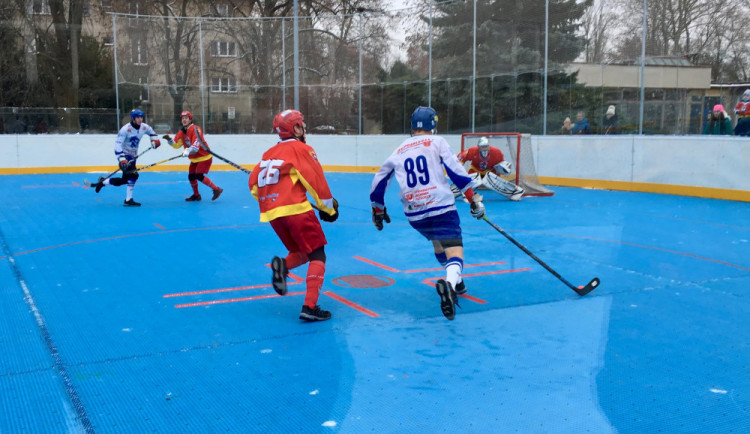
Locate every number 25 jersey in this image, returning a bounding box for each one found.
[370,135,473,222]
[248,138,336,223]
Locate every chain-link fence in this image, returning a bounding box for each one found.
[3,0,748,135]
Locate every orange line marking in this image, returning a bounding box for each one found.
[174,291,306,308]
[165,273,303,298]
[353,256,400,272]
[323,291,380,317]
[403,261,507,273]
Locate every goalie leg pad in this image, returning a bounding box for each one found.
[485,172,524,201]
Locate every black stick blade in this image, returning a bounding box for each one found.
[574,277,600,296]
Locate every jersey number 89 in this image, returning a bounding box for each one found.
[404,155,430,188]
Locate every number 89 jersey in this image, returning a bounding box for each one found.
[370,135,473,222]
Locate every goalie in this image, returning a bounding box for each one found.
[451,136,525,201]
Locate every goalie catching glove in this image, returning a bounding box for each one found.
[319,198,339,223]
[372,207,391,230]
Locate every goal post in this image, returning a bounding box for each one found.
[460,132,553,197]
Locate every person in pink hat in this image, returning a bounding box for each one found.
[703,104,733,135]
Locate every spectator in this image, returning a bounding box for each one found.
[11,116,26,134]
[572,111,590,134]
[601,105,619,134]
[560,117,573,134]
[703,104,733,135]
[33,118,48,134]
[733,89,750,137]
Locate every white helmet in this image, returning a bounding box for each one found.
[478,136,490,158]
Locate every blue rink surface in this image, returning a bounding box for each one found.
[1,170,749,433]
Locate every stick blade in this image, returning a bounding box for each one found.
[574,277,600,296]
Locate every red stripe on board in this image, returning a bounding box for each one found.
[403,261,508,273]
[323,291,380,317]
[174,291,306,308]
[153,223,166,230]
[353,256,400,272]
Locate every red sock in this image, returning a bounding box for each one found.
[190,180,199,195]
[304,260,325,308]
[285,252,308,270]
[201,176,218,190]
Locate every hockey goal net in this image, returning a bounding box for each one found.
[460,132,553,197]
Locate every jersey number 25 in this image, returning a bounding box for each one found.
[257,159,284,187]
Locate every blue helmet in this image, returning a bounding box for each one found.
[130,109,145,120]
[410,106,438,131]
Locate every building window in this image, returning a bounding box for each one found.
[211,77,237,93]
[139,77,149,102]
[101,0,112,7]
[132,37,148,65]
[83,0,89,16]
[103,36,114,46]
[29,0,51,15]
[213,4,231,17]
[211,41,237,57]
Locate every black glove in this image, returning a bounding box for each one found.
[319,198,339,223]
[372,207,391,231]
[162,134,173,144]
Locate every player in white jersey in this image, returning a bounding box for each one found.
[370,106,485,320]
[90,109,161,206]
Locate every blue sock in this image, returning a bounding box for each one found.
[435,251,448,266]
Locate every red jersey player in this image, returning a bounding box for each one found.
[454,136,524,201]
[248,109,339,322]
[163,111,223,201]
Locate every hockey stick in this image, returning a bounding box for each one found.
[205,148,251,174]
[482,216,599,296]
[135,154,183,172]
[84,147,155,189]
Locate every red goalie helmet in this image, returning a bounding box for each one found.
[273,109,305,139]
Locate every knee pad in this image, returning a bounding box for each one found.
[188,173,199,182]
[439,238,463,249]
[308,246,326,263]
[125,171,139,182]
[195,173,205,182]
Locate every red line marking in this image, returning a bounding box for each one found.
[153,223,166,230]
[165,272,304,298]
[353,256,400,272]
[164,283,273,298]
[323,291,380,317]
[403,261,507,273]
[174,291,306,308]
[22,184,82,189]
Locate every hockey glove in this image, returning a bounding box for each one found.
[162,134,172,142]
[151,138,161,149]
[319,198,339,223]
[119,159,130,171]
[496,160,512,175]
[372,206,391,230]
[182,147,192,157]
[470,199,485,219]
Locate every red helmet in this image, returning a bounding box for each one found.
[180,111,193,121]
[273,109,305,139]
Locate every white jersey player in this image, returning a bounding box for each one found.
[88,109,161,206]
[370,106,485,321]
